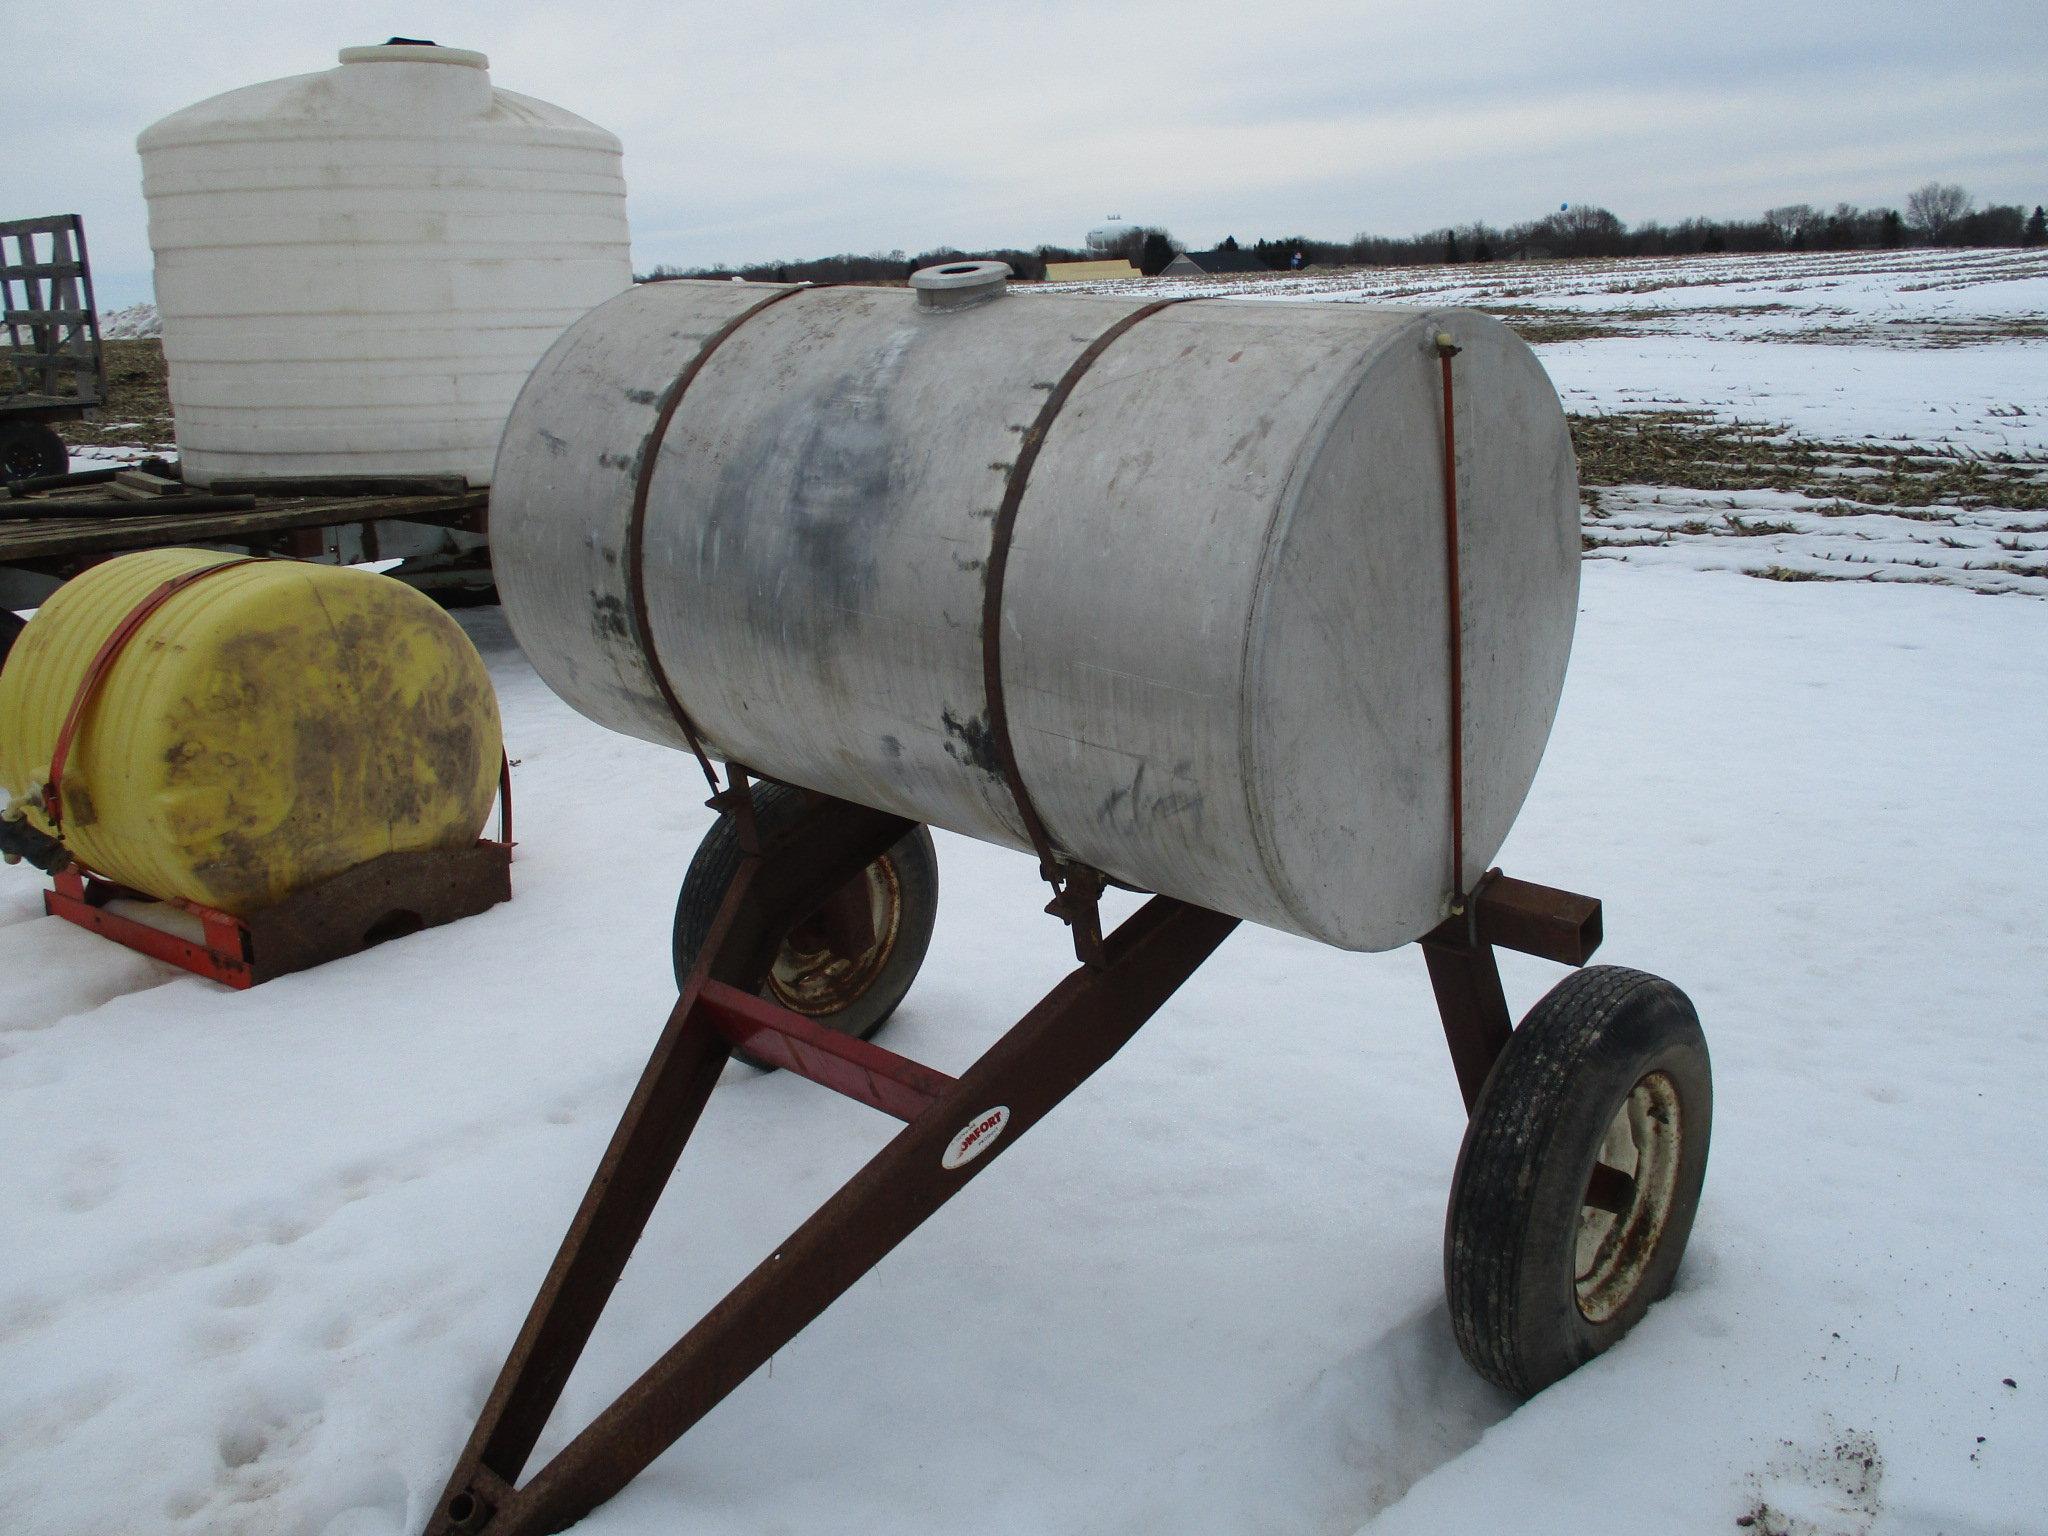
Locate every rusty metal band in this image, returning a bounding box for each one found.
[625,285,813,794]
[981,298,1195,885]
[44,556,266,836]
[1436,339,1467,905]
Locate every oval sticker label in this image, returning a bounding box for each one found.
[941,1106,1011,1170]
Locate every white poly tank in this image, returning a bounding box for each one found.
[139,41,633,489]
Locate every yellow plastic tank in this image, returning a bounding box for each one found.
[0,549,502,913]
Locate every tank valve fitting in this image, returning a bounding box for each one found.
[1,801,71,874]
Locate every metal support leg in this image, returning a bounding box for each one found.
[1421,870,1605,1113]
[1421,931,1514,1112]
[423,797,1238,1536]
[424,794,912,1530]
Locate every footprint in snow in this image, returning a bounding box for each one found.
[58,1144,123,1212]
[210,1398,324,1514]
[210,1264,278,1309]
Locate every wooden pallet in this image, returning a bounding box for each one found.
[1,215,104,412]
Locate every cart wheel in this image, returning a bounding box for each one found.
[1444,965,1711,1397]
[673,781,940,1071]
[0,421,67,483]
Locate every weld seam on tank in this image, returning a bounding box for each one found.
[624,284,809,778]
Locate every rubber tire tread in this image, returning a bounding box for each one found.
[672,782,939,1070]
[1444,964,1711,1397]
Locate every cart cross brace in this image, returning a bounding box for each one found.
[423,792,1598,1536]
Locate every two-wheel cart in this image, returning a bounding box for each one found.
[423,781,1709,1536]
[421,267,1712,1535]
[1,215,105,484]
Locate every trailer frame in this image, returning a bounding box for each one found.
[420,782,1601,1536]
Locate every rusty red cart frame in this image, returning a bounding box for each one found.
[422,782,1599,1536]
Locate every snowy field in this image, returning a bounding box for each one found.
[3,250,2044,1536]
[1046,247,2048,597]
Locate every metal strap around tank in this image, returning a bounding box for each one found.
[42,557,267,840]
[981,297,1197,942]
[625,285,814,796]
[1433,331,1469,913]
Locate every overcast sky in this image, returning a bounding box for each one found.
[12,0,2046,307]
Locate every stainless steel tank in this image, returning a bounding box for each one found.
[492,264,1580,951]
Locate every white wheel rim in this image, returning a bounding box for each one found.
[1574,1070,1684,1324]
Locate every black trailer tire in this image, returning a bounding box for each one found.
[0,421,68,483]
[1445,965,1711,1397]
[0,608,22,672]
[673,781,939,1071]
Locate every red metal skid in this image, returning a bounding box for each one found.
[41,838,514,988]
[43,869,253,987]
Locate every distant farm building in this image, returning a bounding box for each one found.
[1042,259,1141,282]
[1161,248,1272,278]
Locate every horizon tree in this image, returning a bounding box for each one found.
[1905,182,1973,242]
[1137,230,1178,275]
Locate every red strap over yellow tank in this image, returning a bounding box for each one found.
[42,557,266,835]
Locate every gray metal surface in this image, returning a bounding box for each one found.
[492,278,1580,951]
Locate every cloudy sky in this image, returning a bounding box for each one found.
[13,0,2047,306]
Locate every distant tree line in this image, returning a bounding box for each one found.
[639,185,2047,285]
[639,222,1188,285]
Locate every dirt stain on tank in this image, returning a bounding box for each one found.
[712,331,914,653]
[939,707,1002,778]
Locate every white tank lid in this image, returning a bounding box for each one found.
[338,40,488,69]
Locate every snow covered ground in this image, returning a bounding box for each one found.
[1045,248,2048,597]
[97,302,162,340]
[5,250,2043,1535]
[5,568,2042,1536]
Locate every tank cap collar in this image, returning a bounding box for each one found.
[911,260,1011,311]
[339,42,489,69]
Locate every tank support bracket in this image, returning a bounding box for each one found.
[1420,868,1604,1111]
[422,791,1239,1536]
